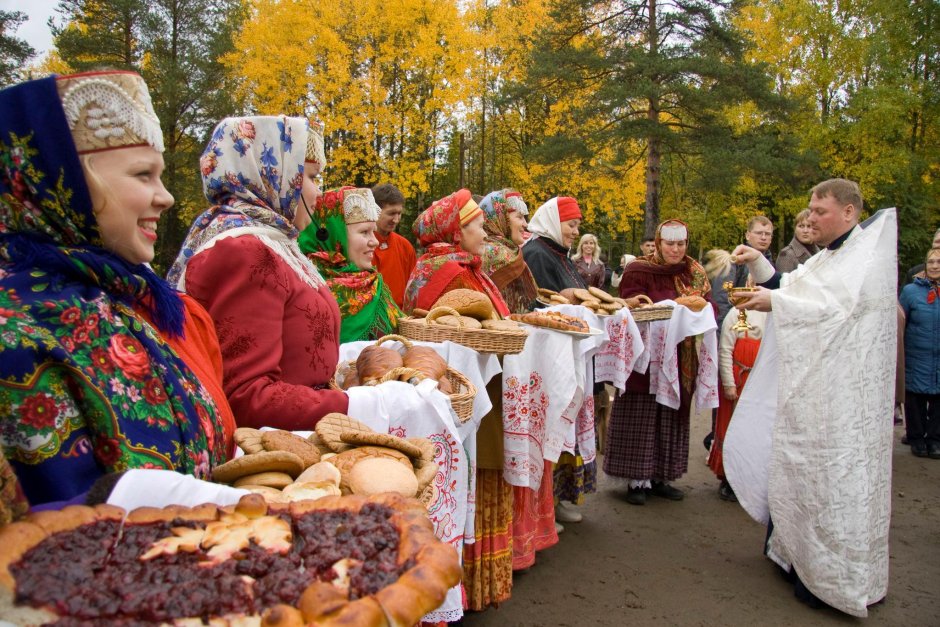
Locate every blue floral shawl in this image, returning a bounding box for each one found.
[0,76,227,506]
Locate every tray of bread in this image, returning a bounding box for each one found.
[536,286,630,316]
[218,417,440,508]
[0,491,460,626]
[329,335,476,422]
[509,310,601,336]
[397,289,529,355]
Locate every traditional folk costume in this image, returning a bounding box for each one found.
[168,116,348,431]
[707,307,766,493]
[404,189,512,610]
[523,198,596,508]
[479,190,539,315]
[373,230,416,308]
[0,72,232,507]
[724,209,897,617]
[522,197,587,294]
[403,189,510,317]
[604,220,713,497]
[478,191,557,570]
[298,186,402,343]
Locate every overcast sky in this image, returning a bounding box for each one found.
[3,0,58,57]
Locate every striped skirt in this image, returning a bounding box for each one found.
[462,468,514,610]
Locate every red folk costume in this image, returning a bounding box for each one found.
[403,189,510,317]
[167,116,348,431]
[373,230,417,308]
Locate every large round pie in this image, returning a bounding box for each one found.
[0,493,461,626]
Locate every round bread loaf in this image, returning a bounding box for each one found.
[573,288,594,302]
[675,295,708,312]
[355,345,403,383]
[480,319,521,331]
[261,430,321,467]
[212,450,305,483]
[233,471,294,489]
[348,457,419,497]
[294,461,342,486]
[402,346,448,380]
[433,314,482,329]
[588,286,616,303]
[282,481,342,501]
[559,288,581,303]
[432,289,495,320]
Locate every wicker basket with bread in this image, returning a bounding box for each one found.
[398,289,529,355]
[329,335,476,423]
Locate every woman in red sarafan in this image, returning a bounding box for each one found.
[167,116,348,431]
[403,189,513,611]
[403,189,510,317]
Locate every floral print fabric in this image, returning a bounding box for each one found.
[479,191,539,314]
[167,116,319,287]
[298,187,401,342]
[0,76,227,506]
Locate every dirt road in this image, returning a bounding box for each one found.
[464,413,939,626]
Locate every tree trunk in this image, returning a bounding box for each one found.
[644,0,660,238]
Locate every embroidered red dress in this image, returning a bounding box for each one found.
[185,236,348,430]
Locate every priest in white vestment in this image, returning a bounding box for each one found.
[722,179,896,617]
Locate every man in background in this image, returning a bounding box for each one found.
[711,215,774,325]
[371,183,416,308]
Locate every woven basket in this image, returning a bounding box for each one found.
[398,306,529,355]
[330,334,476,424]
[629,296,674,323]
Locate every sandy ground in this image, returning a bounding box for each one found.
[463,409,939,626]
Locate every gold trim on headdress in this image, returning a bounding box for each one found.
[343,188,380,224]
[306,118,326,166]
[458,197,481,225]
[56,71,164,154]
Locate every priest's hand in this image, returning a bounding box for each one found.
[722,385,738,401]
[735,286,773,311]
[730,244,760,265]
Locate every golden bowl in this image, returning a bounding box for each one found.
[724,283,758,307]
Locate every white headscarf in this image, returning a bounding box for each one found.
[527,197,564,247]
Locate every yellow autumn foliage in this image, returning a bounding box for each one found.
[225,0,472,197]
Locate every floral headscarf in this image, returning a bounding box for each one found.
[634,219,711,298]
[404,190,509,315]
[167,116,324,289]
[298,187,402,342]
[479,190,538,313]
[0,75,227,505]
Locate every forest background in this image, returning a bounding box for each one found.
[2,0,938,275]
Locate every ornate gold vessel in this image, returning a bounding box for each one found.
[723,281,758,332]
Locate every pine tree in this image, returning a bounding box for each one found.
[517,0,793,238]
[0,10,36,86]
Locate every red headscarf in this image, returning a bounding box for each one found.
[404,190,509,316]
[557,197,582,222]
